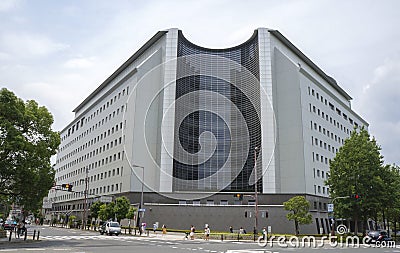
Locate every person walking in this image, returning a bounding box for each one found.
[190,225,195,240]
[162,224,167,235]
[229,226,233,233]
[262,227,267,240]
[205,226,210,241]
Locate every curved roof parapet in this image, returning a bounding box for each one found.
[177,29,259,52]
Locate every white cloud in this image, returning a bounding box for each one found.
[0,0,19,11]
[63,57,95,69]
[359,57,400,165]
[0,32,69,58]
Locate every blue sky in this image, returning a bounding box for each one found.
[1,0,399,165]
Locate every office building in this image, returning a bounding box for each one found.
[45,28,368,234]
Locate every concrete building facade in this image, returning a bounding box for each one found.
[45,28,368,234]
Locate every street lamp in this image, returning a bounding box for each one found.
[254,146,259,233]
[131,164,144,233]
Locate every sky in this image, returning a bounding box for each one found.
[1,0,399,165]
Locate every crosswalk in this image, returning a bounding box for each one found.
[40,235,154,241]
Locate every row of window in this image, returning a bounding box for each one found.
[312,152,330,165]
[314,184,329,195]
[57,123,123,172]
[56,151,124,182]
[178,199,256,206]
[311,136,339,154]
[310,104,352,137]
[311,120,348,146]
[90,167,123,183]
[52,182,122,205]
[313,168,329,179]
[308,87,359,128]
[62,86,129,142]
[313,201,328,211]
[59,102,125,155]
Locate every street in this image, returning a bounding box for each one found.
[1,225,400,253]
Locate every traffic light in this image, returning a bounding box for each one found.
[234,193,243,201]
[62,184,73,192]
[350,194,361,201]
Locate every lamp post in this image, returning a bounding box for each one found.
[254,146,259,233]
[131,164,144,233]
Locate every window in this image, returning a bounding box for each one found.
[220,200,229,205]
[193,200,201,206]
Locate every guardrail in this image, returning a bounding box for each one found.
[7,228,40,241]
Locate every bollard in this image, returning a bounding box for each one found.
[33,230,36,240]
[134,228,136,236]
[9,230,12,241]
[147,230,149,236]
[221,234,223,241]
[24,229,27,241]
[237,232,240,242]
[37,231,40,240]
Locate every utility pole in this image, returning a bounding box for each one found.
[254,146,259,232]
[131,164,144,232]
[83,167,89,230]
[330,196,350,236]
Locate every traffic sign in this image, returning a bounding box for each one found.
[327,204,334,212]
[99,196,113,203]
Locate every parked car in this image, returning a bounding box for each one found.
[99,221,121,236]
[366,230,392,243]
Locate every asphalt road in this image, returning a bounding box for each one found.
[1,225,399,253]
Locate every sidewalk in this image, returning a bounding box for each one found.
[0,230,39,245]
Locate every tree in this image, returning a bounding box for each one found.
[284,196,312,235]
[126,206,137,230]
[98,202,115,221]
[326,127,384,234]
[0,88,60,213]
[126,207,137,220]
[380,165,400,233]
[114,196,130,222]
[90,201,103,220]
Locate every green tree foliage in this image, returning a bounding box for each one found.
[114,196,130,222]
[90,201,103,220]
[126,207,137,220]
[98,202,115,221]
[0,88,60,213]
[326,127,384,233]
[283,196,312,235]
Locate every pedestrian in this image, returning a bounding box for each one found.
[153,223,158,233]
[141,223,146,235]
[262,227,267,240]
[229,226,233,233]
[16,222,21,238]
[162,224,167,235]
[205,226,210,241]
[190,225,195,240]
[239,227,244,234]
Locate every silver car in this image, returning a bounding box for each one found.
[104,221,121,236]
